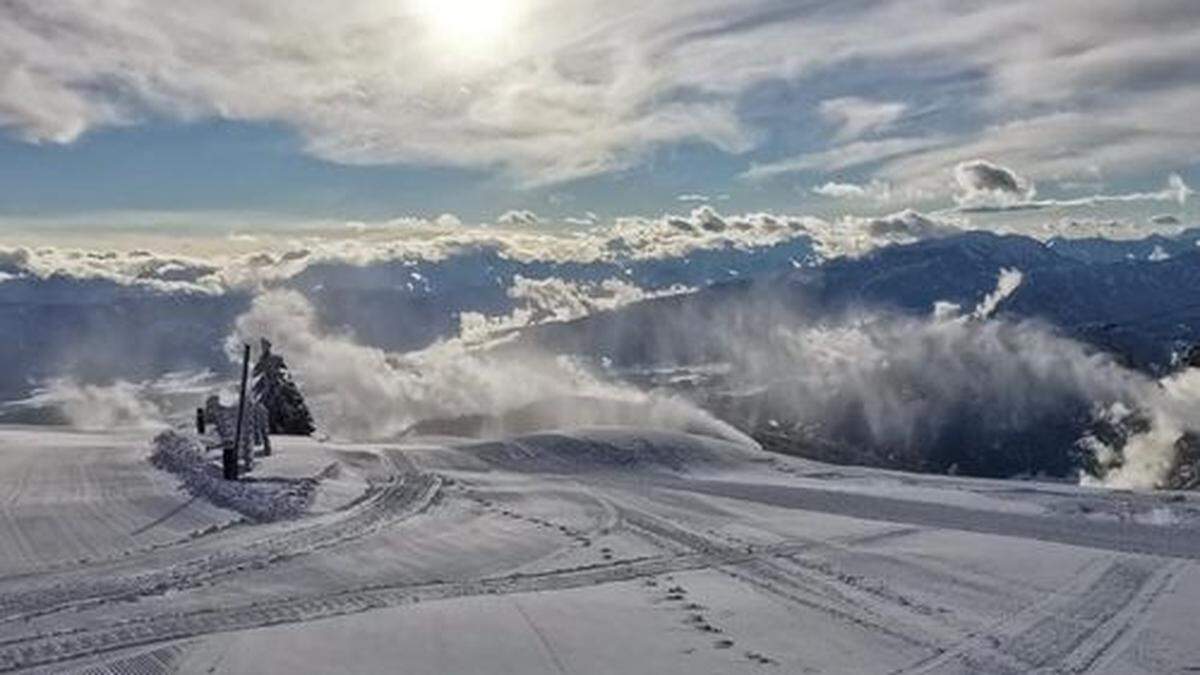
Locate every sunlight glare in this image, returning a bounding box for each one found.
[414,0,518,56]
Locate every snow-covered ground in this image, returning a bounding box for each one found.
[1,425,1199,674]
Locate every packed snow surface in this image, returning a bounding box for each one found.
[1,424,1199,673]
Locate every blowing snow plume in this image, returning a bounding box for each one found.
[0,370,222,430]
[720,310,1189,483]
[229,290,751,445]
[739,299,1200,486]
[529,269,1200,487]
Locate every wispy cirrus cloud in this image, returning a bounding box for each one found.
[819,97,908,143]
[742,136,953,182]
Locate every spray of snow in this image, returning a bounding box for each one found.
[929,268,1024,323]
[2,370,220,430]
[459,275,692,345]
[15,379,167,430]
[619,270,1200,487]
[223,268,1196,487]
[229,290,751,445]
[739,313,1150,462]
[972,268,1023,320]
[1083,368,1200,489]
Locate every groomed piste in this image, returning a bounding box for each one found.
[1,422,1200,674]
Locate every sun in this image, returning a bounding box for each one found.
[414,0,518,55]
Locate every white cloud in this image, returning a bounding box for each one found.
[564,212,599,227]
[819,97,907,143]
[0,205,969,293]
[742,136,951,181]
[812,182,870,199]
[0,244,225,294]
[433,213,464,228]
[811,179,932,205]
[1049,175,1194,209]
[496,210,542,227]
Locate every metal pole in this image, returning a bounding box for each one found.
[227,343,251,480]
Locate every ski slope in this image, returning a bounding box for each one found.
[0,426,1198,674]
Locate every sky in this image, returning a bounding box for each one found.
[1,0,1198,237]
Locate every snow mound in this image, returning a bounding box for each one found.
[459,427,766,474]
[405,395,755,446]
[150,431,320,522]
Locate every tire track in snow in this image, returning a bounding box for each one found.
[0,458,441,625]
[896,556,1170,674]
[616,504,955,650]
[0,441,235,581]
[72,643,189,675]
[0,541,801,672]
[1,515,1167,674]
[512,599,569,675]
[1055,559,1188,674]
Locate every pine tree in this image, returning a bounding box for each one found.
[251,338,316,435]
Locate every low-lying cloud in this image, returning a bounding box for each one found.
[3,196,1192,300]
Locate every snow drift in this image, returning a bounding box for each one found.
[460,427,767,474]
[151,431,319,521]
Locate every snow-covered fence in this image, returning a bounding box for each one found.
[150,431,316,521]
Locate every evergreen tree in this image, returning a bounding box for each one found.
[251,338,316,435]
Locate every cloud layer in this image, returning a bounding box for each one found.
[3,197,1194,298]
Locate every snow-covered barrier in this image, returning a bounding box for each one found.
[150,430,317,521]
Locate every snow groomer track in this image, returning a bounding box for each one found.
[0,450,440,626]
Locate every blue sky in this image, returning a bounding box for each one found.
[0,119,807,228]
[1,1,1197,234]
